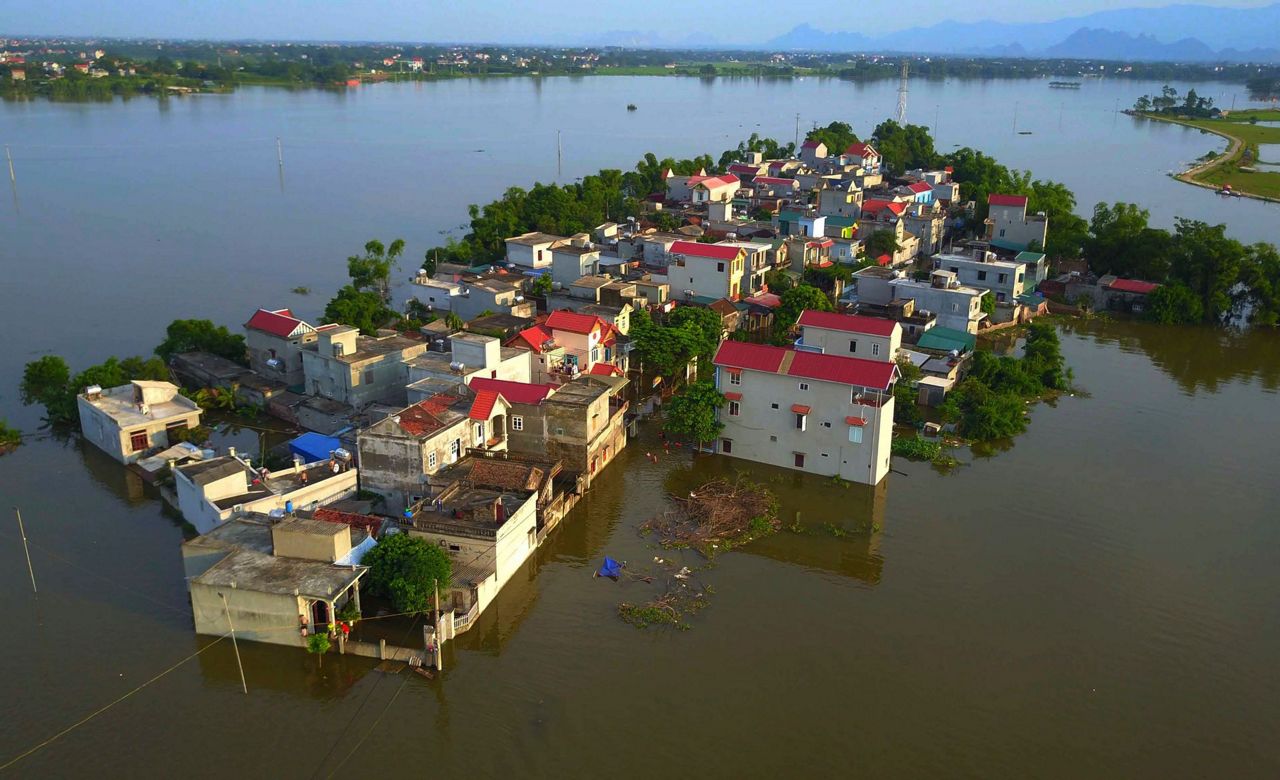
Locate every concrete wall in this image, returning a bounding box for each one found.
[888,279,986,334]
[357,420,473,516]
[666,256,743,301]
[716,366,893,485]
[77,398,201,465]
[935,255,1026,303]
[302,344,426,409]
[245,329,313,387]
[800,324,900,362]
[190,581,307,647]
[272,523,351,563]
[987,204,1048,250]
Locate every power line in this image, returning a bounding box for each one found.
[0,635,228,772]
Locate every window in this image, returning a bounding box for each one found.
[363,369,375,385]
[793,452,806,468]
[872,343,880,357]
[512,416,523,432]
[770,403,779,409]
[474,422,484,441]
[821,421,832,428]
[949,266,959,274]
[798,382,809,391]
[997,293,1007,302]
[794,413,806,431]
[848,427,864,444]
[450,439,460,462]
[769,435,777,442]
[849,339,857,353]
[728,401,740,417]
[998,273,1008,284]
[977,270,987,281]
[129,430,149,453]
[717,262,725,272]
[428,451,437,469]
[999,228,1006,237]
[721,439,733,453]
[728,370,741,386]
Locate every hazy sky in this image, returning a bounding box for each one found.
[1,0,1275,42]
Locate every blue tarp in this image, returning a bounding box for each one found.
[597,557,623,579]
[288,432,342,463]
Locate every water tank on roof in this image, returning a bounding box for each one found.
[450,361,466,373]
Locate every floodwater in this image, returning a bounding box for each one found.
[2,77,1280,777]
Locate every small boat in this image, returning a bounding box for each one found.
[626,103,637,111]
[1018,131,1034,135]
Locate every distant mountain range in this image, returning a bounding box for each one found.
[760,3,1280,62]
[589,3,1280,63]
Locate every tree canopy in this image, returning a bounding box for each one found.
[805,121,858,157]
[347,238,405,302]
[663,380,725,446]
[154,319,246,365]
[22,354,170,425]
[361,533,452,614]
[772,285,833,343]
[324,285,396,335]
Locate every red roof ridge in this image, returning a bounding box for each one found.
[797,309,898,337]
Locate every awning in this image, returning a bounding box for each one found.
[723,392,742,401]
[791,404,811,414]
[845,416,867,426]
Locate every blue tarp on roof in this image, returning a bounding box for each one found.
[289,432,342,463]
[597,557,623,579]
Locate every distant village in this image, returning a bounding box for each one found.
[65,132,1149,668]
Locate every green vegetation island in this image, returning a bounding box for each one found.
[1130,87,1280,201]
[5,38,1280,101]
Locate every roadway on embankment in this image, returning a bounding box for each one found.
[1140,111,1280,204]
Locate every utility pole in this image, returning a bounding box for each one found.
[933,104,940,140]
[219,593,248,694]
[14,508,36,594]
[5,145,15,185]
[1231,94,1237,112]
[276,137,284,169]
[1012,101,1019,134]
[794,112,800,150]
[433,580,443,672]
[896,61,909,124]
[556,130,562,182]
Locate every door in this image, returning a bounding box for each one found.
[311,600,330,629]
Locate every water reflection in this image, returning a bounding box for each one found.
[1062,318,1280,394]
[196,638,368,698]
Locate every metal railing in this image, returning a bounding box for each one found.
[452,601,480,632]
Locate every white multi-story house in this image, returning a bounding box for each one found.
[796,310,902,362]
[504,232,567,269]
[78,380,203,464]
[933,250,1027,303]
[713,340,897,485]
[852,267,989,335]
[663,240,746,301]
[984,194,1048,252]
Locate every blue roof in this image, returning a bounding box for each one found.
[289,432,342,463]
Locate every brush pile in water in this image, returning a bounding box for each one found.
[641,477,779,555]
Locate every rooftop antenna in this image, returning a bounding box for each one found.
[896,61,909,124]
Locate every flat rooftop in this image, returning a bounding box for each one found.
[303,333,422,364]
[507,232,567,246]
[79,383,199,427]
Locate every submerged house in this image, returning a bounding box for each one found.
[181,514,370,647]
[77,380,203,465]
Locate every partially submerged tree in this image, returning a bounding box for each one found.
[347,238,405,302]
[362,533,453,614]
[663,380,725,450]
[155,319,247,365]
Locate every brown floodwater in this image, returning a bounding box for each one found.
[2,318,1278,777]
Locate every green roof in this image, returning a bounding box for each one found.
[990,238,1029,252]
[778,210,803,221]
[1015,250,1046,264]
[916,326,977,354]
[688,295,721,306]
[825,215,858,227]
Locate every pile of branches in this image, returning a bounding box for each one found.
[641,477,779,555]
[618,583,710,630]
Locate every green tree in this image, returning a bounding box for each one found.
[893,358,924,426]
[863,229,900,261]
[1239,242,1280,327]
[155,319,247,364]
[805,121,858,158]
[306,632,331,668]
[0,419,21,453]
[762,269,794,293]
[980,292,996,317]
[1168,218,1246,324]
[361,533,452,614]
[1020,323,1069,391]
[667,305,724,361]
[347,238,405,301]
[630,310,697,378]
[663,380,725,448]
[1145,283,1203,325]
[1084,202,1173,280]
[941,379,1029,440]
[772,285,832,342]
[324,285,395,335]
[871,119,940,174]
[21,355,71,409]
[529,273,553,296]
[445,312,465,331]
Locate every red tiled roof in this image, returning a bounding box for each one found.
[546,310,605,335]
[469,389,501,420]
[791,404,811,414]
[728,163,761,174]
[754,176,797,187]
[1107,278,1160,295]
[670,240,742,261]
[787,350,896,391]
[862,199,906,216]
[844,142,877,157]
[801,139,822,149]
[745,292,782,308]
[988,194,1029,207]
[907,182,932,193]
[312,507,384,537]
[588,363,623,376]
[723,391,742,401]
[245,308,308,338]
[713,340,788,373]
[510,324,556,353]
[845,416,867,426]
[469,377,556,405]
[397,393,460,436]
[797,310,898,337]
